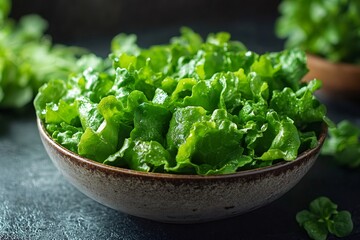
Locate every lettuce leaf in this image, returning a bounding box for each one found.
[169,109,250,175]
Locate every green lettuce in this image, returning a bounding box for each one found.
[276,0,360,64]
[0,0,86,108]
[34,28,326,175]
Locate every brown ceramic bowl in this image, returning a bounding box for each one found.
[37,118,327,223]
[303,54,360,100]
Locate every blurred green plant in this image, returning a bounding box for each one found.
[276,0,360,64]
[322,120,360,168]
[0,0,85,109]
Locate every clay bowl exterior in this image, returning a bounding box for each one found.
[303,54,360,100]
[37,118,327,223]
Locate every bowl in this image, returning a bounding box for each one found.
[37,118,327,223]
[303,54,360,100]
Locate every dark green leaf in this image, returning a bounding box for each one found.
[303,220,328,240]
[309,196,338,219]
[328,211,353,237]
[296,210,317,226]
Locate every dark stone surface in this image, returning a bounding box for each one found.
[1,23,360,240]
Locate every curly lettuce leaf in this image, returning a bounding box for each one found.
[130,102,171,144]
[268,48,308,90]
[34,79,67,118]
[270,79,326,126]
[170,110,249,175]
[166,106,207,152]
[258,112,300,161]
[46,123,83,153]
[105,138,171,172]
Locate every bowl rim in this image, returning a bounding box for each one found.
[37,117,327,180]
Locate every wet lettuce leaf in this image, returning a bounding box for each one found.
[46,123,83,153]
[170,109,251,175]
[34,28,326,175]
[270,79,326,126]
[130,102,171,144]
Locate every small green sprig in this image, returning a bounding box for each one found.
[296,197,353,240]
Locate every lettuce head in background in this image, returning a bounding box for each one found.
[0,0,87,109]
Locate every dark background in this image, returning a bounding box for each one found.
[9,0,282,44]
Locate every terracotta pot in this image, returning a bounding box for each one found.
[303,54,360,100]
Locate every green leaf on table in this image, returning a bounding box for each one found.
[329,211,354,237]
[303,220,328,240]
[296,197,353,240]
[309,196,338,219]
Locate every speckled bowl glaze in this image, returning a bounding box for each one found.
[37,118,327,223]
